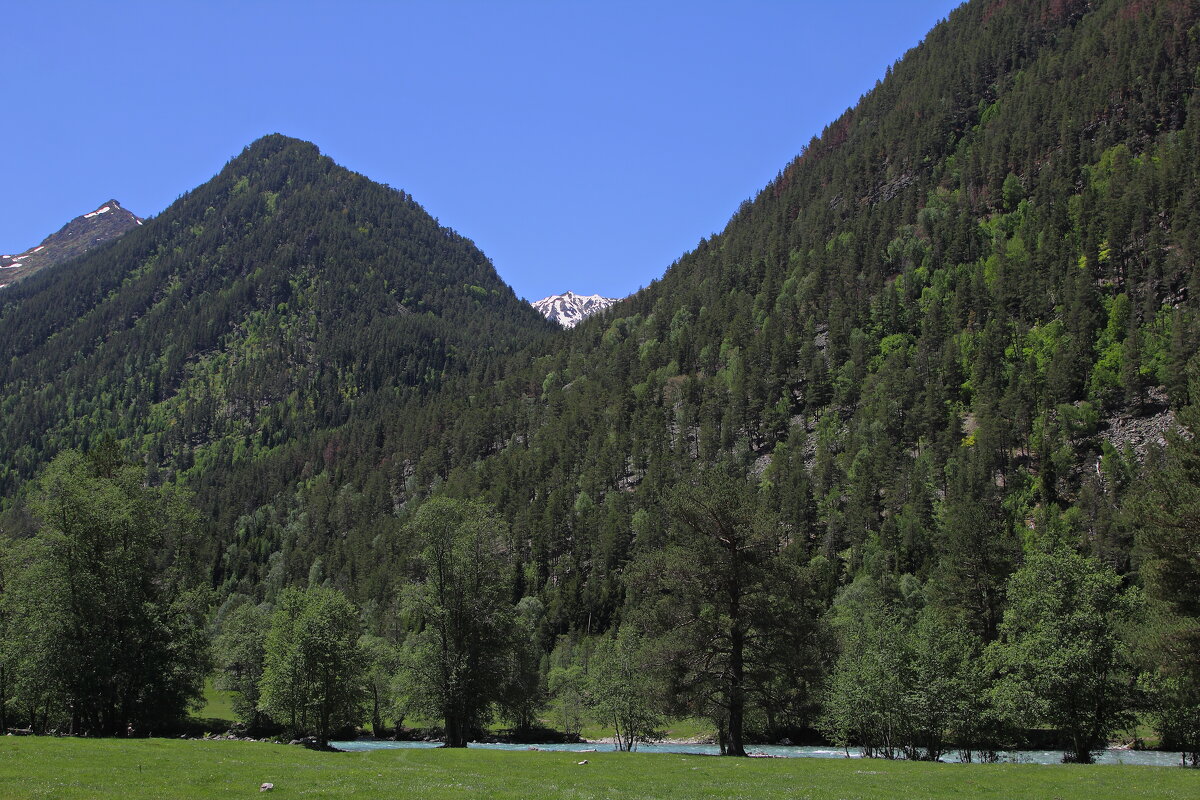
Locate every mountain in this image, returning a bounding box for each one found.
[2,0,1200,701]
[531,290,619,327]
[0,199,142,289]
[0,135,554,511]
[257,0,1197,637]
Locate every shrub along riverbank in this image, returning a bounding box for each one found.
[0,737,1196,800]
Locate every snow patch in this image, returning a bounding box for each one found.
[83,206,112,218]
[32,245,45,252]
[2,262,23,269]
[532,290,619,328]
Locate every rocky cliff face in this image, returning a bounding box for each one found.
[0,199,142,289]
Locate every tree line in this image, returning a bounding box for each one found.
[4,426,1200,765]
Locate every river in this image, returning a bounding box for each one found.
[330,739,1188,766]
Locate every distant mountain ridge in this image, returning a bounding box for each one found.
[0,199,141,289]
[532,290,618,327]
[0,134,554,506]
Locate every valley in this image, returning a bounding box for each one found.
[1,0,1200,779]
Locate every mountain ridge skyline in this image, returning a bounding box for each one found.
[3,1,962,303]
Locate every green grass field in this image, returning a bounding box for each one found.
[0,737,1196,800]
[195,677,239,723]
[193,673,713,743]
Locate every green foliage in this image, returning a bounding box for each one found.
[497,596,548,731]
[1132,599,1200,766]
[818,589,908,758]
[212,598,271,728]
[0,449,209,735]
[629,469,823,755]
[0,541,10,732]
[397,497,516,747]
[359,634,403,737]
[547,664,587,740]
[1146,674,1200,767]
[1130,405,1200,620]
[990,546,1140,763]
[1129,404,1200,762]
[904,607,997,762]
[933,448,1019,641]
[820,584,991,761]
[259,585,367,745]
[1001,173,1024,212]
[587,628,664,751]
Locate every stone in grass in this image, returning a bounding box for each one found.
[260,782,274,792]
[577,760,589,765]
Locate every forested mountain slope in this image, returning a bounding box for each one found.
[4,0,1200,675]
[0,135,555,509]
[196,0,1200,642]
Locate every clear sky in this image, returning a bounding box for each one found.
[4,1,961,302]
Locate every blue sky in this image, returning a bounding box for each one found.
[4,1,961,301]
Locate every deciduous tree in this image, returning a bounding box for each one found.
[3,449,209,735]
[259,586,367,746]
[398,497,514,747]
[990,546,1138,763]
[213,598,271,729]
[587,628,663,752]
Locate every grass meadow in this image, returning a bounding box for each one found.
[1,736,1197,800]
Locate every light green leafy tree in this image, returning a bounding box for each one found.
[904,606,996,762]
[259,585,367,746]
[820,579,994,761]
[359,634,403,736]
[990,546,1139,763]
[587,628,663,751]
[213,598,272,728]
[548,664,587,740]
[817,588,908,759]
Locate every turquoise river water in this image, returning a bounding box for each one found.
[330,739,1187,766]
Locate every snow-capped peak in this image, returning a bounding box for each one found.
[0,199,141,290]
[532,290,618,328]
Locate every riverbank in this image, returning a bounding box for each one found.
[3,736,1193,800]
